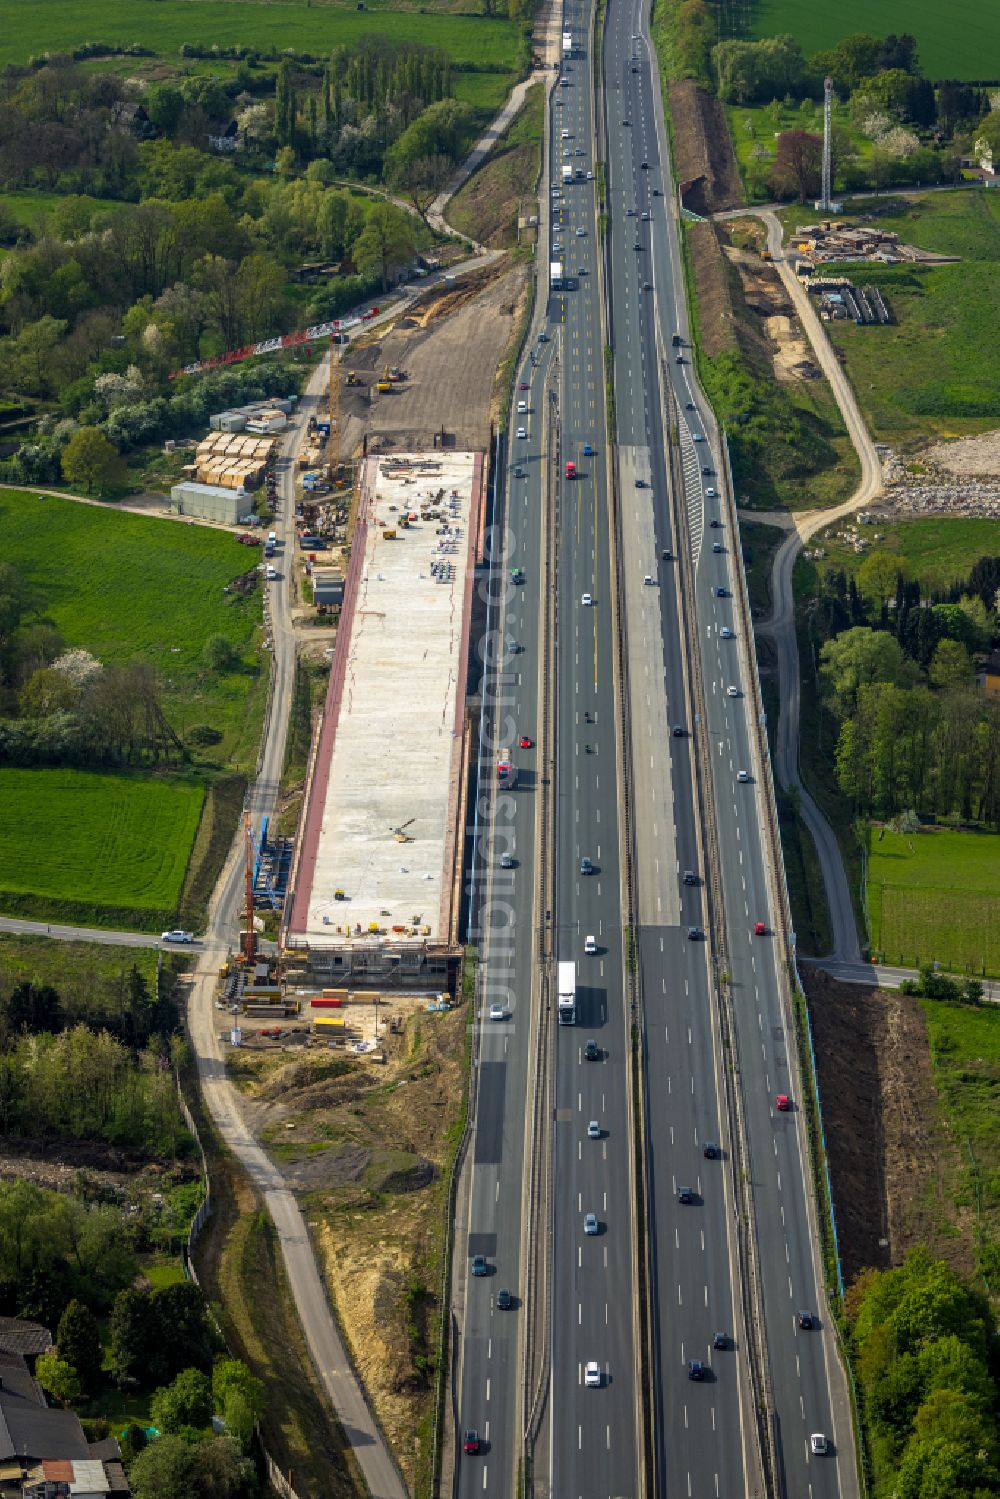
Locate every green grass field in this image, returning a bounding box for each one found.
[0,490,266,764]
[921,998,1000,1265]
[785,192,1000,443]
[868,826,1000,976]
[0,0,521,73]
[0,769,204,923]
[747,0,999,82]
[0,190,126,231]
[805,516,1000,593]
[0,932,159,989]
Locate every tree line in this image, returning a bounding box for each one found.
[0,959,177,1048]
[669,16,1000,200]
[810,552,1000,825]
[848,1247,999,1497]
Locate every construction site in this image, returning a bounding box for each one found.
[282,449,483,988]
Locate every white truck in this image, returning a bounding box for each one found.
[557,960,576,1025]
[562,30,573,56]
[562,164,573,185]
[550,260,564,291]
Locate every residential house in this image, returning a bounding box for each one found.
[0,1337,129,1498]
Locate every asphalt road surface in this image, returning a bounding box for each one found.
[615,11,860,1496]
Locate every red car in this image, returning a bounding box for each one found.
[754,921,767,936]
[775,1094,791,1112]
[463,1430,480,1455]
[519,735,533,749]
[518,381,530,390]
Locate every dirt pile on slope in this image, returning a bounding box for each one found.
[668,80,743,215]
[802,967,973,1288]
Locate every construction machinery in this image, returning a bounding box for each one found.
[392,819,416,843]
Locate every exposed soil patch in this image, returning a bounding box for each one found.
[0,1134,198,1197]
[667,80,743,216]
[337,263,525,455]
[802,967,973,1289]
[688,221,739,359]
[923,429,1000,477]
[229,1004,467,1491]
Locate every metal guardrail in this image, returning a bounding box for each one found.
[663,381,776,1499]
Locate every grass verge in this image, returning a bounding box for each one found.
[447,82,544,250]
[756,637,834,957]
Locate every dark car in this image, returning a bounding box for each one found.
[678,1185,694,1204]
[715,586,729,598]
[471,1255,488,1277]
[672,724,684,737]
[703,1140,719,1159]
[797,1310,814,1329]
[662,547,672,559]
[641,161,649,169]
[685,401,696,410]
[687,1359,705,1380]
[702,465,714,475]
[683,869,698,885]
[497,1288,512,1310]
[687,926,703,941]
[713,1331,727,1350]
[580,856,594,875]
[463,1430,481,1454]
[584,1038,600,1060]
[709,518,722,529]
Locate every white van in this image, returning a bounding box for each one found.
[517,399,528,413]
[267,530,278,544]
[584,933,596,954]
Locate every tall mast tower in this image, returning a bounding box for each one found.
[816,76,840,212]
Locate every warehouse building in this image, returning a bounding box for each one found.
[169,480,246,525]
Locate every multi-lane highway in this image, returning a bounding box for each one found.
[602,1,857,1494]
[548,0,640,1489]
[455,0,857,1491]
[599,0,751,1491]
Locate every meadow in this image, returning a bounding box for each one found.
[746,0,999,83]
[0,931,159,990]
[805,516,1000,592]
[921,997,1000,1264]
[0,490,266,764]
[0,768,204,925]
[0,0,522,75]
[784,192,1000,443]
[0,190,126,232]
[867,826,1000,976]
[727,99,873,198]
